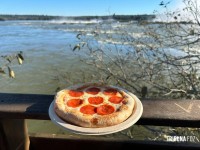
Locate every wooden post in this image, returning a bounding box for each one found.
[0,119,29,150]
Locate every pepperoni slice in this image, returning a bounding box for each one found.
[109,96,123,104]
[68,90,84,97]
[80,105,97,115]
[97,104,115,115]
[88,96,103,105]
[67,99,83,108]
[86,87,100,95]
[103,88,118,96]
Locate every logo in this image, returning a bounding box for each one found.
[166,136,199,143]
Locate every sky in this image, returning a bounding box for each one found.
[0,0,182,16]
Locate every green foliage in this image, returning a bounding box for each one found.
[0,14,156,22]
[0,14,60,21]
[70,14,155,22]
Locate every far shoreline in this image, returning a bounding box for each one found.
[0,14,156,22]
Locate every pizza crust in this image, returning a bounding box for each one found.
[54,83,135,128]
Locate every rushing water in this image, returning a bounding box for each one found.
[0,19,149,94]
[0,20,85,94]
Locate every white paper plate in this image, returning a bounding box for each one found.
[49,92,143,135]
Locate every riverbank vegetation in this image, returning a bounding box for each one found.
[0,14,60,20]
[0,14,155,22]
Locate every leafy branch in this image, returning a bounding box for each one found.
[0,51,24,78]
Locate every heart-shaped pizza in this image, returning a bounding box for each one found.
[54,83,135,128]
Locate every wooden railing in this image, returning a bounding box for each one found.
[0,93,200,150]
